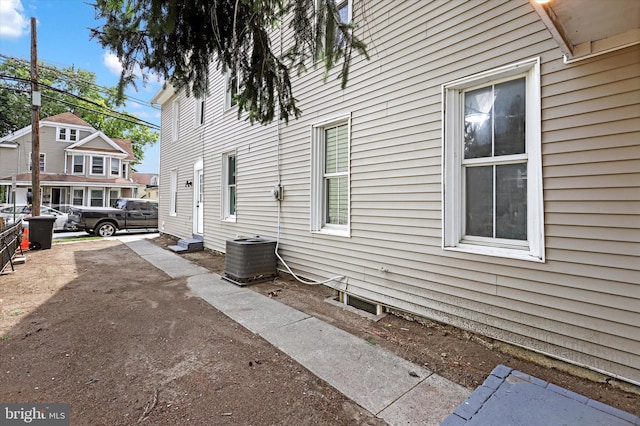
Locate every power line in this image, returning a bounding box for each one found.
[0,74,159,130]
[40,93,160,130]
[0,53,160,108]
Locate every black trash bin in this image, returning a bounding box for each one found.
[25,216,56,250]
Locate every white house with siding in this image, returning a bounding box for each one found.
[151,0,640,385]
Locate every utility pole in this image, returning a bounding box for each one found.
[30,17,41,217]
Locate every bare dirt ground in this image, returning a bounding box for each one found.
[1,235,638,426]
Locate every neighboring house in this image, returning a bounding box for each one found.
[151,1,640,384]
[131,173,159,200]
[0,112,137,207]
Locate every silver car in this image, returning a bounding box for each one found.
[0,205,70,231]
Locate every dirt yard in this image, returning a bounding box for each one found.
[1,235,638,425]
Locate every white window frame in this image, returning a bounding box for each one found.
[221,151,237,222]
[172,99,180,142]
[90,155,105,175]
[110,158,121,177]
[72,188,85,206]
[29,152,45,172]
[108,189,119,207]
[170,169,178,216]
[195,97,205,127]
[224,71,239,110]
[122,162,128,179]
[57,127,80,142]
[310,115,351,236]
[442,57,544,262]
[72,155,85,174]
[89,188,104,207]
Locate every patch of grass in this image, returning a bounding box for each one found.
[9,309,24,316]
[0,334,11,341]
[53,236,101,244]
[365,337,378,346]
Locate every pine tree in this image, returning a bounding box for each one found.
[90,0,368,124]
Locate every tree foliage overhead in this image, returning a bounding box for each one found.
[0,57,157,165]
[91,0,368,124]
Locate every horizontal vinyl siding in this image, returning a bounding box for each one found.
[156,0,640,383]
[275,0,640,383]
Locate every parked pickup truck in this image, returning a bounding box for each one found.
[67,198,158,237]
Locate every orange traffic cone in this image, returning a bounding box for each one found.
[20,228,29,251]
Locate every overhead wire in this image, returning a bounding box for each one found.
[0,74,159,130]
[0,53,159,109]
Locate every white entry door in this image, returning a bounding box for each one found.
[194,168,204,235]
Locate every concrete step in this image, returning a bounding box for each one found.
[169,236,204,253]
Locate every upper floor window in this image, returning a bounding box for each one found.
[195,98,205,127]
[110,158,121,176]
[72,155,84,174]
[121,163,128,179]
[311,116,350,236]
[172,99,180,142]
[57,127,80,142]
[222,152,237,221]
[225,71,239,110]
[91,156,105,175]
[29,153,45,172]
[442,58,544,262]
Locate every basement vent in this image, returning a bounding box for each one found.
[223,238,277,285]
[341,292,384,316]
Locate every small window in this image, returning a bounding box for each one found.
[90,189,104,207]
[316,0,352,53]
[108,189,119,206]
[111,158,121,176]
[29,153,45,172]
[225,72,239,110]
[72,155,84,174]
[195,98,205,126]
[222,152,237,221]
[72,188,84,206]
[172,99,180,142]
[442,57,544,261]
[170,169,178,216]
[311,117,350,235]
[57,127,79,142]
[122,162,128,179]
[91,156,105,175]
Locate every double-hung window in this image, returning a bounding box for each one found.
[72,188,84,206]
[29,153,45,172]
[311,116,350,235]
[72,155,84,174]
[110,158,121,176]
[91,156,105,175]
[443,58,544,261]
[222,152,237,221]
[90,188,104,207]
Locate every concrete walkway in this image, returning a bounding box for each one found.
[126,239,640,426]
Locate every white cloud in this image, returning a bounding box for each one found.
[103,51,124,76]
[0,0,29,38]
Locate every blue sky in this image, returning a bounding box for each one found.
[0,0,162,173]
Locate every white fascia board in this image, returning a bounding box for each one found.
[67,131,129,155]
[150,83,176,106]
